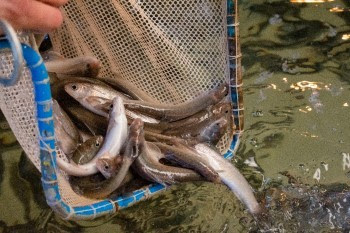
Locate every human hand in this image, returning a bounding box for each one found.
[0,0,68,33]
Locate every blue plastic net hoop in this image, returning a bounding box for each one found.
[0,0,243,220]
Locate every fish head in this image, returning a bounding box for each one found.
[109,97,125,118]
[212,102,232,115]
[96,157,121,179]
[212,118,228,135]
[199,117,228,144]
[82,57,101,78]
[64,82,91,101]
[82,135,104,153]
[94,135,104,148]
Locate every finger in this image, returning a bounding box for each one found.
[0,0,64,32]
[39,0,68,7]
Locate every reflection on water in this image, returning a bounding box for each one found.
[1,0,350,232]
[290,0,335,3]
[342,34,350,40]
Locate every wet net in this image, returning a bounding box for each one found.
[0,0,242,209]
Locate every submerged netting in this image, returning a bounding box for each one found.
[0,0,242,215]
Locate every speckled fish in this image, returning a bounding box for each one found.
[79,118,144,199]
[56,97,128,177]
[124,83,229,122]
[133,138,203,185]
[45,56,101,78]
[194,143,261,215]
[52,99,80,156]
[71,136,103,165]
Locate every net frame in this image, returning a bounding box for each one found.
[0,0,243,220]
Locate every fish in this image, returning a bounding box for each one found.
[133,140,203,184]
[123,83,229,122]
[155,142,221,184]
[56,96,128,177]
[157,102,232,132]
[51,76,109,103]
[64,82,160,124]
[194,143,261,215]
[79,118,144,199]
[94,96,128,178]
[45,56,101,78]
[162,103,232,144]
[64,82,129,118]
[52,99,80,156]
[71,136,103,165]
[145,117,229,146]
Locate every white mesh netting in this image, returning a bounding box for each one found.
[0,0,237,207]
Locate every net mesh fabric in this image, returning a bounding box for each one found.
[0,0,236,207]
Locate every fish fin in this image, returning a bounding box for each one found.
[85,96,111,111]
[84,122,97,136]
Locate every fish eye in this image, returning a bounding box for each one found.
[225,110,228,113]
[71,84,77,90]
[95,142,100,147]
[110,104,113,109]
[104,165,109,170]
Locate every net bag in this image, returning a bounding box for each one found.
[0,0,243,220]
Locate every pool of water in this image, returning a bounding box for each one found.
[1,0,350,232]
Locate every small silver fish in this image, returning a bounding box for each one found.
[64,82,129,118]
[56,97,128,177]
[64,82,160,124]
[194,143,261,215]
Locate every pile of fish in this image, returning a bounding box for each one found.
[44,52,261,215]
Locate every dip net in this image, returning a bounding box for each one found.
[0,0,242,210]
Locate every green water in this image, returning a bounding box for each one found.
[1,0,350,232]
